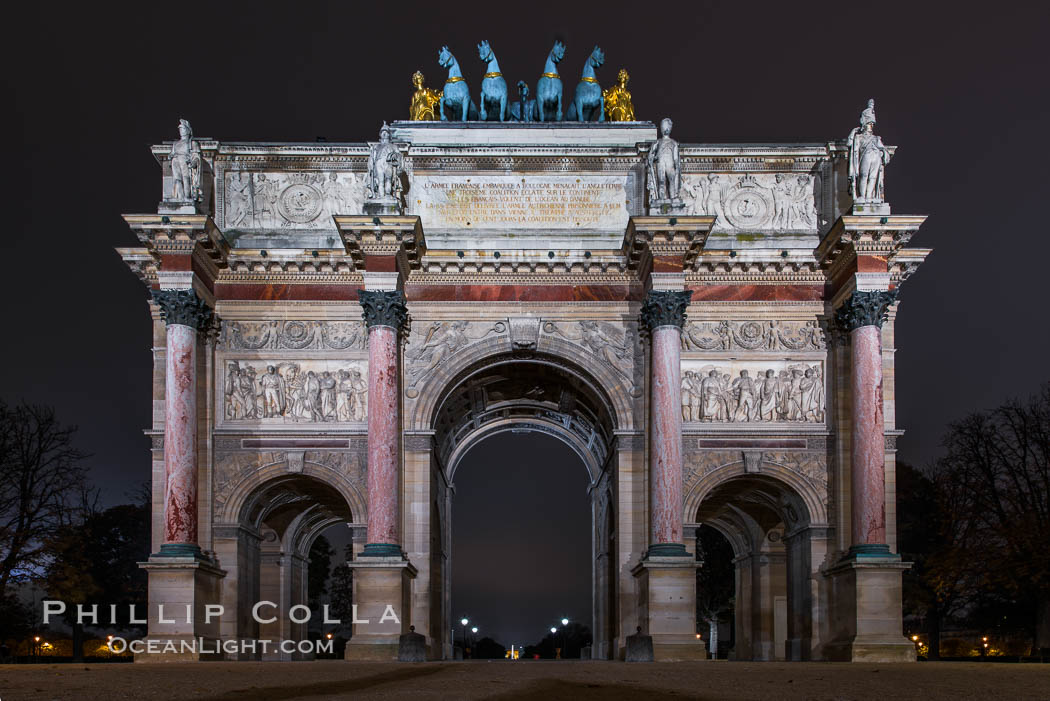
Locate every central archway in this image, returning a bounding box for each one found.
[428,351,621,659]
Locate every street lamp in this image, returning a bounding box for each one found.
[460,618,469,657]
[560,618,569,658]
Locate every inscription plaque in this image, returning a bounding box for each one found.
[408,174,631,233]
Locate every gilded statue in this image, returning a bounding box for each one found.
[846,98,891,203]
[409,71,440,121]
[603,68,635,122]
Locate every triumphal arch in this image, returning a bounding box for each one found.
[119,50,929,662]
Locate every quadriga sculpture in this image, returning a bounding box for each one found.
[534,40,566,122]
[567,45,605,121]
[438,46,478,121]
[477,40,508,121]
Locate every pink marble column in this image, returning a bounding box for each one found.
[151,288,212,558]
[836,288,897,556]
[642,290,693,558]
[650,325,685,546]
[164,323,199,547]
[358,290,408,557]
[850,325,885,546]
[365,325,400,548]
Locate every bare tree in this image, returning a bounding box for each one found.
[0,400,90,592]
[934,383,1050,652]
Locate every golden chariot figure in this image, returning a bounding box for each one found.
[603,68,635,122]
[409,71,441,121]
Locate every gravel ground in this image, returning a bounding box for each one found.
[1,660,1049,701]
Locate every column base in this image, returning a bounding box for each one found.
[344,557,417,661]
[154,543,207,559]
[136,556,226,662]
[632,555,707,661]
[359,543,406,558]
[823,554,914,662]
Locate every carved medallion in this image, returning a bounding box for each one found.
[278,183,323,223]
[724,177,771,229]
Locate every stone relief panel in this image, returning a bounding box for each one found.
[222,171,366,230]
[219,320,367,352]
[681,360,825,424]
[404,320,507,388]
[222,360,367,424]
[681,173,818,232]
[541,320,638,380]
[213,449,367,516]
[682,320,825,352]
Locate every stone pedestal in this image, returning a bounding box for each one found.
[824,557,914,662]
[648,198,686,216]
[631,557,706,661]
[136,557,226,662]
[344,558,417,661]
[363,197,403,216]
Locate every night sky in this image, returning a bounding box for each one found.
[6,2,1049,645]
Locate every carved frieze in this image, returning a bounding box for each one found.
[222,360,367,424]
[222,171,365,231]
[682,320,825,352]
[219,320,367,351]
[681,360,825,424]
[681,173,818,232]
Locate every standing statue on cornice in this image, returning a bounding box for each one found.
[603,69,635,122]
[169,118,201,201]
[647,117,683,212]
[409,71,440,120]
[365,122,405,214]
[847,99,892,204]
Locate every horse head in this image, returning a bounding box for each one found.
[589,46,605,69]
[551,40,566,63]
[477,39,493,62]
[438,46,453,68]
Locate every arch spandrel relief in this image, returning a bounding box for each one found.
[213,448,368,524]
[682,448,829,526]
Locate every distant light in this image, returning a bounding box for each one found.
[550,627,557,634]
[34,636,40,642]
[696,633,702,639]
[982,636,988,642]
[472,627,478,634]
[107,635,113,641]
[326,633,333,640]
[561,618,569,626]
[461,618,469,626]
[911,635,919,641]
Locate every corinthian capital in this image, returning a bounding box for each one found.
[151,288,213,329]
[358,290,408,330]
[641,290,693,330]
[835,289,898,332]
